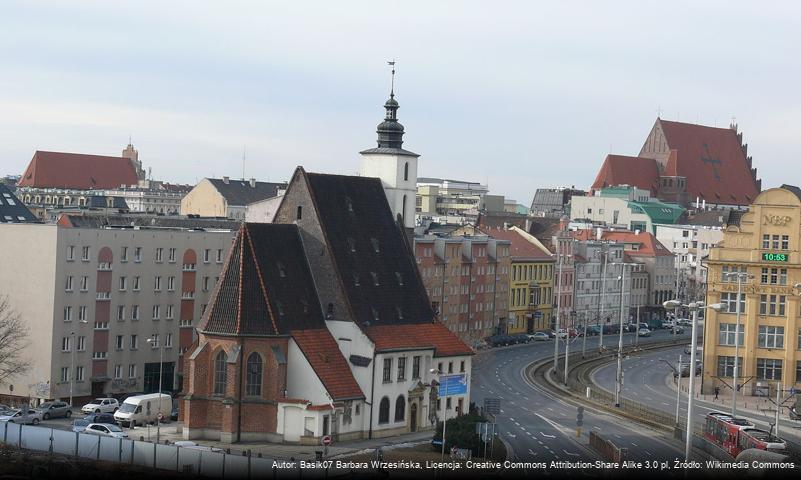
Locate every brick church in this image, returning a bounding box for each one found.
[591,118,761,208]
[181,85,473,443]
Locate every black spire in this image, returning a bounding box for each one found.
[376,62,404,149]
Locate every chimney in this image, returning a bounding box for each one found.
[249,178,256,188]
[596,228,602,241]
[635,229,640,235]
[223,176,230,184]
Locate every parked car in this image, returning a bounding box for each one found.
[677,318,692,326]
[638,328,651,337]
[556,329,568,339]
[83,423,128,439]
[38,401,72,420]
[543,329,556,338]
[603,324,620,334]
[586,325,602,336]
[671,325,685,334]
[510,333,530,344]
[72,419,91,433]
[674,360,702,378]
[528,332,550,342]
[113,393,172,428]
[487,335,510,347]
[82,398,120,414]
[83,412,117,425]
[0,409,44,425]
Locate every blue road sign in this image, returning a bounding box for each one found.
[534,311,542,319]
[440,374,468,396]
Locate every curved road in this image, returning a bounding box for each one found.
[471,330,689,468]
[592,346,801,442]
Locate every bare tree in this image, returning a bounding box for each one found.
[0,296,30,386]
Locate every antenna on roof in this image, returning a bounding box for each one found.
[656,106,662,118]
[242,146,246,181]
[387,60,396,97]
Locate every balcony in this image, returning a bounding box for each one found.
[181,291,195,300]
[182,264,196,272]
[97,263,112,271]
[95,292,111,301]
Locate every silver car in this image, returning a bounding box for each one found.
[0,408,44,425]
[39,401,73,420]
[83,423,128,439]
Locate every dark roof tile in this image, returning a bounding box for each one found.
[207,178,287,206]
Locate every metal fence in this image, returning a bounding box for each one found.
[0,421,349,479]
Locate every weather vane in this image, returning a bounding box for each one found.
[388,60,396,97]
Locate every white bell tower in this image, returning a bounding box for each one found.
[359,63,418,230]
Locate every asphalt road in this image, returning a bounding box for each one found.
[471,330,690,469]
[592,345,801,441]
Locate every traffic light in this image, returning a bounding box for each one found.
[576,406,584,427]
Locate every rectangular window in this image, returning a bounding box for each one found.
[134,247,142,262]
[216,249,223,263]
[203,276,210,291]
[759,294,786,316]
[61,367,69,383]
[81,246,90,261]
[93,321,108,329]
[64,306,72,322]
[167,276,175,291]
[154,276,162,291]
[756,358,782,380]
[61,336,71,352]
[397,357,406,381]
[155,248,163,262]
[762,234,770,249]
[115,335,124,350]
[168,248,176,262]
[152,305,160,320]
[65,276,73,292]
[382,358,392,383]
[121,246,128,262]
[720,292,745,314]
[412,356,421,379]
[166,305,174,320]
[78,306,87,321]
[165,333,173,348]
[80,276,89,291]
[114,364,123,379]
[130,335,138,350]
[151,334,159,348]
[67,245,75,261]
[718,323,744,346]
[133,276,141,291]
[717,356,742,377]
[119,276,127,291]
[758,325,785,348]
[129,364,137,379]
[117,305,125,321]
[782,235,789,250]
[204,249,210,263]
[92,351,106,359]
[772,235,780,250]
[131,305,139,320]
[76,336,85,351]
[75,366,84,382]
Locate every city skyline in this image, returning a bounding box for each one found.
[3,1,801,204]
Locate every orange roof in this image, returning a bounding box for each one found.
[364,323,474,357]
[484,228,552,261]
[291,329,365,401]
[591,155,659,194]
[656,120,760,205]
[570,229,672,257]
[18,151,139,189]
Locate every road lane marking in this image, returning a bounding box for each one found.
[563,450,580,457]
[540,431,556,439]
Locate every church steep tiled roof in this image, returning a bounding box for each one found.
[591,154,660,195]
[291,329,365,401]
[304,171,435,326]
[199,223,326,336]
[18,151,139,189]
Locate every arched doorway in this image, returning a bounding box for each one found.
[410,403,418,432]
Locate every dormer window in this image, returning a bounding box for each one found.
[395,272,404,286]
[396,306,404,320]
[277,261,286,278]
[371,272,380,286]
[345,196,355,216]
[353,273,360,286]
[300,299,309,314]
[347,237,356,253]
[371,238,380,253]
[275,301,285,317]
[371,307,380,322]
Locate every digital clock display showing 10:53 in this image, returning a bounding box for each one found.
[762,252,789,262]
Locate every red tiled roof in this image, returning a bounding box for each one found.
[590,155,660,194]
[656,120,760,205]
[569,229,673,257]
[484,228,553,261]
[18,151,139,189]
[364,323,474,357]
[291,329,365,401]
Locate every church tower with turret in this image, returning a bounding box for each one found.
[359,66,419,230]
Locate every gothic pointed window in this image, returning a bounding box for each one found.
[246,353,263,396]
[394,395,406,422]
[379,397,390,424]
[404,162,409,181]
[213,350,227,395]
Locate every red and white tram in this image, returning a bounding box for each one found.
[703,411,786,457]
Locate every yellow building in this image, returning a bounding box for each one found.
[489,227,555,334]
[704,185,801,395]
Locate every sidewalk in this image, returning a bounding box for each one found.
[126,424,434,461]
[671,375,801,438]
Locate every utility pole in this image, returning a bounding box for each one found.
[598,248,608,352]
[675,354,682,425]
[725,272,749,418]
[615,266,625,407]
[553,250,563,377]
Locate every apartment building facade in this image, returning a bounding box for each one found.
[415,235,510,346]
[0,221,235,404]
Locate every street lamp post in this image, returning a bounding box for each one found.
[553,252,564,377]
[724,272,751,418]
[611,262,637,407]
[664,299,724,463]
[564,310,576,385]
[147,335,164,444]
[597,248,608,352]
[431,369,448,461]
[69,319,88,407]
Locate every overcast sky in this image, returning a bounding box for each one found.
[2,1,800,205]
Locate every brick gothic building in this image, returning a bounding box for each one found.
[182,167,473,443]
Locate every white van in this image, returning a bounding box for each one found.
[113,393,172,428]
